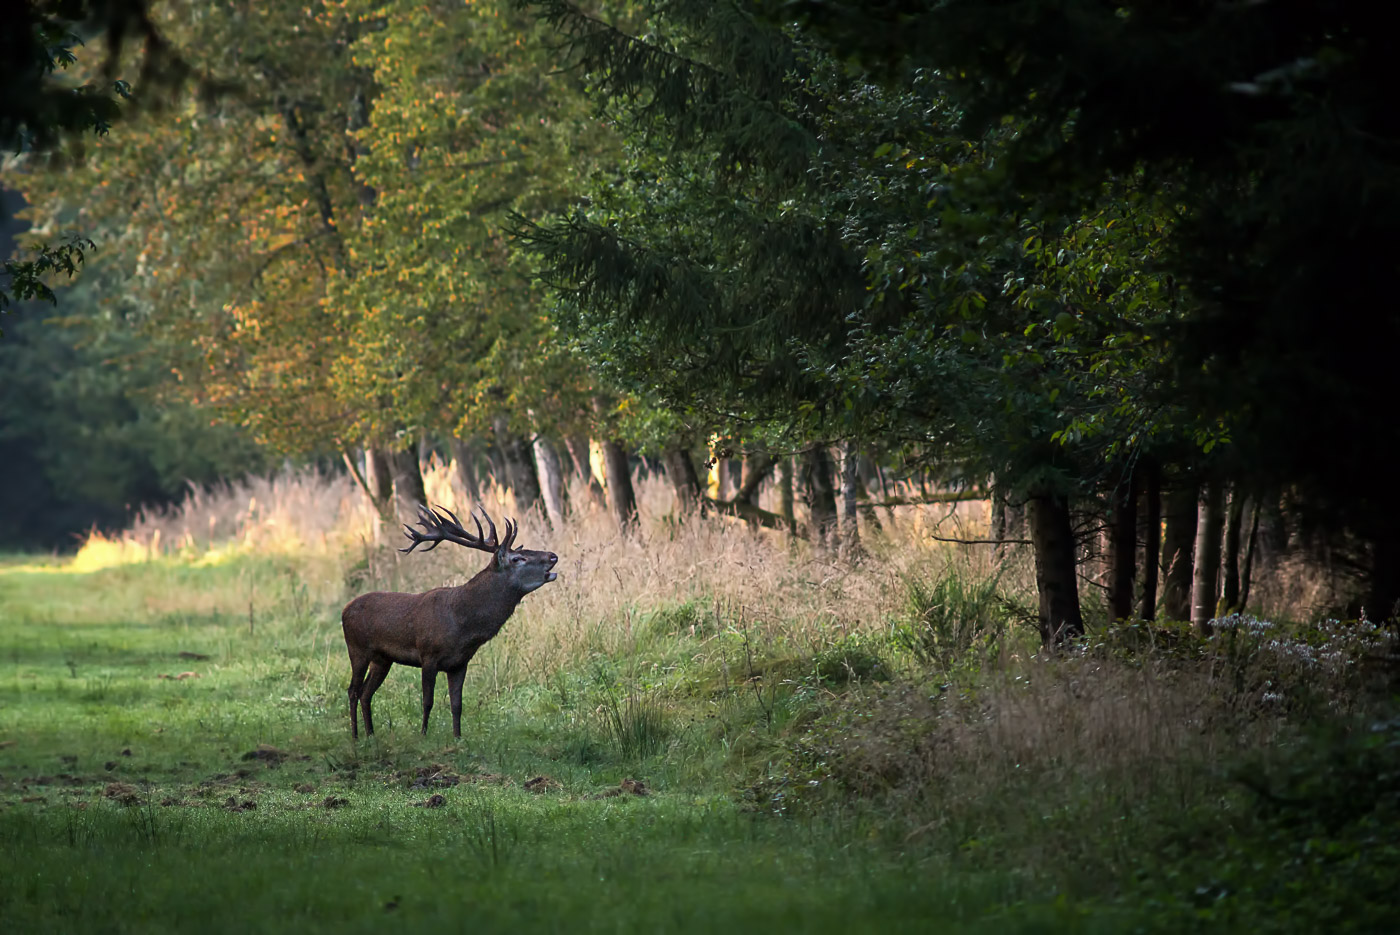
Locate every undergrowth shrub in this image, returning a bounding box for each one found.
[810,633,892,685]
[1088,614,1397,718]
[1126,715,1400,932]
[895,566,1023,672]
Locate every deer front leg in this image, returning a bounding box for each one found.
[446,667,467,739]
[420,666,438,736]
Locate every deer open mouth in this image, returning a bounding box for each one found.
[546,571,558,582]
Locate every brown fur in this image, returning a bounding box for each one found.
[341,508,558,739]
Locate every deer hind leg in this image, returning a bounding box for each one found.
[347,653,371,740]
[446,667,467,739]
[359,660,392,736]
[420,666,439,736]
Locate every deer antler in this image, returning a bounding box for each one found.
[400,504,519,554]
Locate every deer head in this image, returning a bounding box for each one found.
[401,504,559,594]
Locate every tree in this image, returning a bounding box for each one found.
[516,0,1210,640]
[1,1,224,323]
[13,1,375,456]
[0,261,267,548]
[776,0,1400,619]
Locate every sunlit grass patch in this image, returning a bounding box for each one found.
[69,531,158,573]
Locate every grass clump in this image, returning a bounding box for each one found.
[896,565,1023,672]
[811,632,892,685]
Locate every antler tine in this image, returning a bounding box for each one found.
[400,503,446,553]
[401,503,505,554]
[433,504,467,528]
[501,517,519,552]
[472,506,499,550]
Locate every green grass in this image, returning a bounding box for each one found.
[1,551,1395,933]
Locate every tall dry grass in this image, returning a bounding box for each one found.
[75,458,999,673]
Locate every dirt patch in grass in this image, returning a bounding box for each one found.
[588,778,649,799]
[524,775,561,794]
[103,782,141,806]
[399,765,511,790]
[240,745,308,767]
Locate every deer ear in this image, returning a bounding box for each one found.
[495,548,508,570]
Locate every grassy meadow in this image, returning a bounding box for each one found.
[1,465,1397,933]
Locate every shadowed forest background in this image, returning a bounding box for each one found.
[2,2,1398,932]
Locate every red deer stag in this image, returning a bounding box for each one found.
[342,505,558,739]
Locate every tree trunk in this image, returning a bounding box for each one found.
[990,480,1008,559]
[344,446,395,526]
[858,455,896,530]
[1004,498,1025,543]
[1027,490,1084,645]
[1239,500,1261,612]
[363,446,395,516]
[1256,494,1289,577]
[448,437,482,506]
[852,460,883,534]
[1106,470,1138,622]
[1191,481,1225,635]
[389,444,427,522]
[1160,482,1197,621]
[734,453,774,507]
[533,435,567,530]
[839,441,861,556]
[1139,461,1162,620]
[601,438,638,532]
[1222,487,1246,612]
[492,416,541,514]
[737,453,774,505]
[801,444,838,545]
[777,456,796,532]
[564,435,607,509]
[720,458,742,500]
[484,440,508,494]
[663,447,705,514]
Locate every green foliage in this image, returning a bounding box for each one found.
[515,0,1203,514]
[0,1,194,155]
[1123,718,1400,933]
[0,234,94,322]
[0,279,268,549]
[896,567,1018,670]
[811,633,891,685]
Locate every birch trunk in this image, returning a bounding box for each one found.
[1191,482,1225,635]
[533,435,567,530]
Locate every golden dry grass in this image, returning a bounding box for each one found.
[77,457,1000,677]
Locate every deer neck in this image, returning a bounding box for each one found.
[447,568,523,630]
